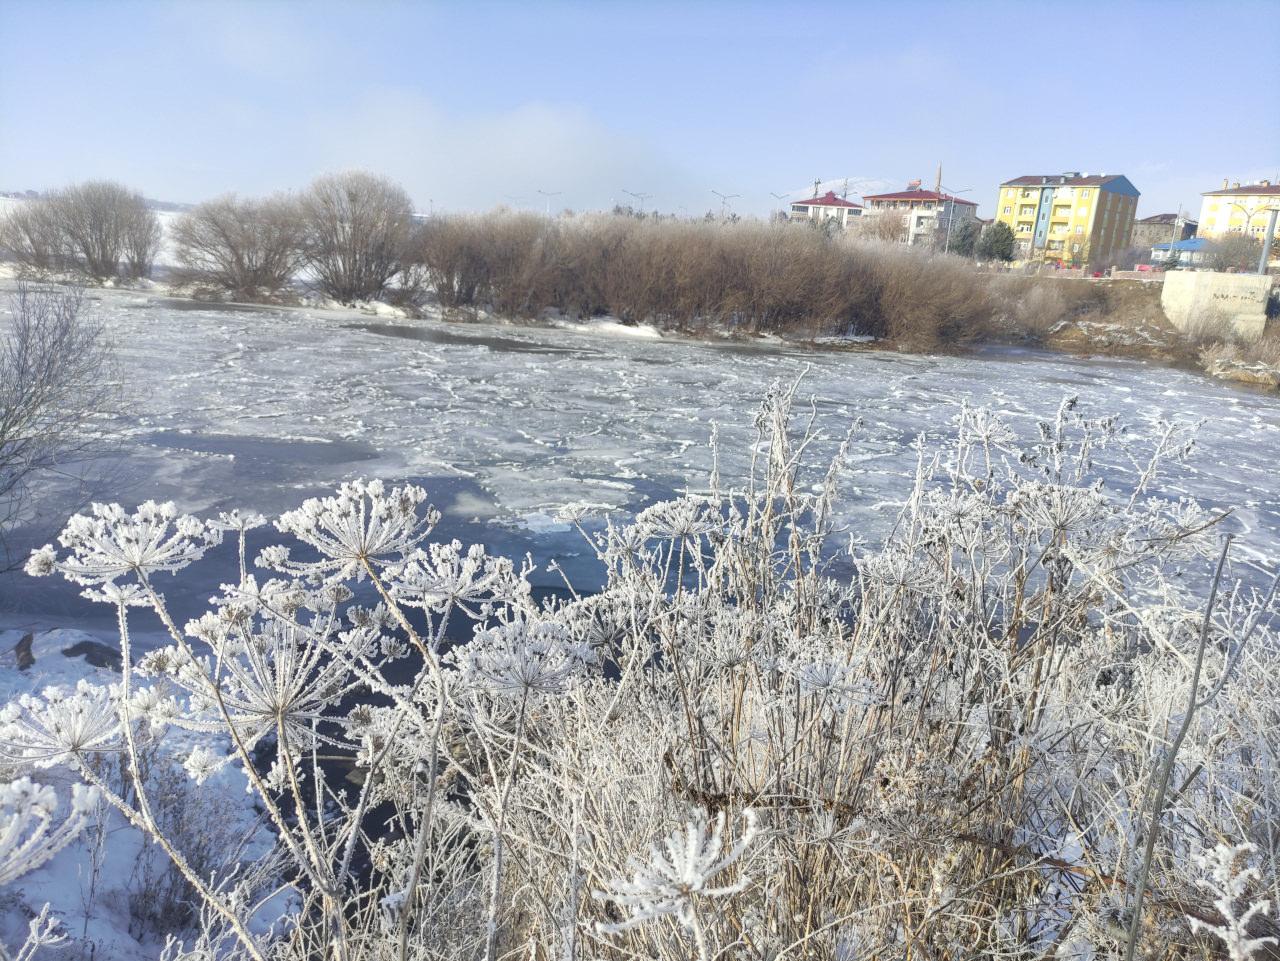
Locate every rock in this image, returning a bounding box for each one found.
[11,632,34,670]
[60,639,123,671]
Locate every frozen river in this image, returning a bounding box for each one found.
[4,285,1280,627]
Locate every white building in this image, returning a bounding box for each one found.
[788,190,864,229]
[862,182,979,247]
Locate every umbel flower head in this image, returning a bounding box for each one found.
[635,496,723,542]
[0,680,122,769]
[266,478,439,581]
[26,500,222,586]
[595,808,758,934]
[392,539,529,616]
[452,617,595,699]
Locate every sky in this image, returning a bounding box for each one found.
[1,0,1278,220]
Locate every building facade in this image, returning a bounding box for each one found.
[1131,213,1197,251]
[860,182,979,247]
[787,191,864,229]
[993,173,1139,267]
[1197,180,1280,249]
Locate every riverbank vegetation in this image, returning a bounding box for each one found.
[4,388,1278,960]
[2,175,1274,370]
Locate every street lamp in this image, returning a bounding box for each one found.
[712,189,740,218]
[537,189,562,216]
[622,189,651,214]
[1225,201,1280,273]
[938,185,972,253]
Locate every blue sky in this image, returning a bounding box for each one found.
[1,0,1277,219]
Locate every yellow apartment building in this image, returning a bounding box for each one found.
[993,172,1139,268]
[1197,180,1280,254]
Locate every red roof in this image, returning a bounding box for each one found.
[792,190,863,209]
[862,188,977,207]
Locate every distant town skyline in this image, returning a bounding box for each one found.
[1,0,1277,219]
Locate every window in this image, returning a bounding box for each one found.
[1075,226,1084,234]
[1003,206,1011,214]
[1072,244,1081,253]
[1005,189,1014,198]
[1077,207,1088,218]
[1080,189,1090,198]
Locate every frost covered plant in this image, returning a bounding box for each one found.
[393,540,529,617]
[0,777,99,885]
[452,617,595,699]
[596,809,758,959]
[1187,842,1278,961]
[268,478,439,581]
[5,386,1279,961]
[26,500,221,586]
[0,681,121,768]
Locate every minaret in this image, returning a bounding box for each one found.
[935,163,942,196]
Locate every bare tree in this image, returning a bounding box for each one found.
[173,194,306,299]
[0,284,118,567]
[859,208,909,243]
[44,181,160,281]
[0,200,65,275]
[122,200,163,279]
[298,172,415,302]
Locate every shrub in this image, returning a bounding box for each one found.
[1206,233,1264,272]
[299,172,415,302]
[7,390,1278,960]
[172,194,305,299]
[409,212,1001,345]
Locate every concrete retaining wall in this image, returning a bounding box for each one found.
[1161,271,1273,339]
